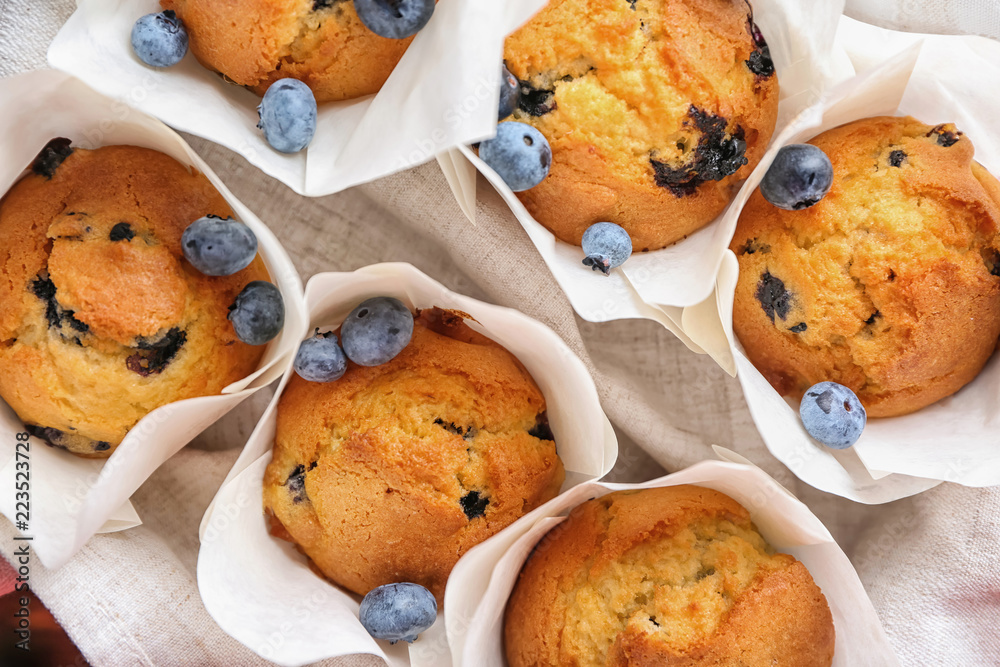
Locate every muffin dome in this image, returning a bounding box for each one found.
[505,485,835,667]
[263,307,564,602]
[0,141,270,457]
[502,0,779,250]
[731,116,1000,417]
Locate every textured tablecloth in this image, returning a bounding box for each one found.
[1,1,999,665]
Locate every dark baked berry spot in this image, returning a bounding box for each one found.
[285,464,308,503]
[789,322,807,333]
[746,47,774,78]
[864,311,881,326]
[518,81,557,116]
[650,106,747,197]
[32,138,74,179]
[24,425,68,450]
[528,414,554,441]
[31,274,90,335]
[981,248,1000,277]
[434,418,477,440]
[755,271,791,323]
[649,617,660,626]
[627,0,637,9]
[312,0,342,8]
[888,150,907,167]
[93,441,111,452]
[738,238,771,255]
[109,222,135,242]
[460,491,489,520]
[926,124,962,147]
[127,328,187,376]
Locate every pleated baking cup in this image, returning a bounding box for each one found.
[0,69,308,568]
[196,263,617,667]
[447,457,898,666]
[49,0,547,196]
[440,0,854,346]
[684,19,1000,502]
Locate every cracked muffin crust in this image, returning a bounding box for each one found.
[502,0,779,251]
[263,307,564,603]
[504,485,835,667]
[160,0,414,102]
[0,141,270,457]
[731,116,1000,417]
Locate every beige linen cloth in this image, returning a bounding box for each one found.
[2,1,1000,665]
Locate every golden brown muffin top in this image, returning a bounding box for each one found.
[731,116,1000,416]
[505,485,835,667]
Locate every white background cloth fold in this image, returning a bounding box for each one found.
[0,1,998,664]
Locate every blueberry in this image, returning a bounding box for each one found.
[228,281,285,345]
[294,331,347,382]
[581,222,632,275]
[340,297,413,366]
[760,144,834,210]
[799,381,866,450]
[479,122,551,192]
[359,583,437,644]
[182,216,258,277]
[353,0,435,39]
[257,79,317,154]
[498,64,520,121]
[131,11,188,68]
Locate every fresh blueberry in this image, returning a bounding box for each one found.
[340,297,413,366]
[294,331,348,382]
[479,122,551,192]
[228,281,285,345]
[131,11,188,68]
[760,144,834,210]
[498,64,520,121]
[182,216,258,277]
[257,79,317,154]
[799,381,866,450]
[581,222,632,275]
[359,583,437,644]
[354,0,435,39]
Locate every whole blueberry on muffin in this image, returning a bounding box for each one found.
[505,486,835,666]
[263,307,564,602]
[160,0,420,102]
[0,140,274,457]
[731,116,1000,417]
[501,0,779,251]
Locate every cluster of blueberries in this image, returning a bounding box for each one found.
[181,216,284,345]
[293,296,414,382]
[131,0,437,154]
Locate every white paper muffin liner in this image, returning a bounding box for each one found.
[196,263,618,667]
[683,18,1000,502]
[440,0,854,346]
[447,457,898,666]
[48,0,547,196]
[0,69,309,568]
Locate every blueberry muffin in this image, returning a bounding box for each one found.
[502,0,779,251]
[263,307,564,603]
[505,486,835,667]
[0,140,271,457]
[161,0,414,102]
[731,116,1000,417]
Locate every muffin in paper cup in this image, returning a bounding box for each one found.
[47,0,547,196]
[0,69,308,568]
[441,0,853,345]
[682,19,1000,503]
[446,457,898,666]
[196,263,617,667]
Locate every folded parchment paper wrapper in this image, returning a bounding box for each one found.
[439,0,854,345]
[681,18,1000,503]
[0,69,309,568]
[447,457,898,667]
[197,263,617,667]
[47,0,547,196]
